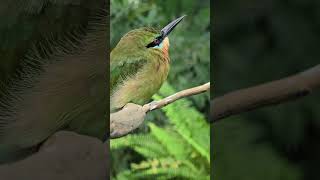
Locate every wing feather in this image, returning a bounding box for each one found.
[110,57,147,94]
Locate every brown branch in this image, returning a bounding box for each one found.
[142,82,210,112]
[110,82,210,139]
[211,64,320,123]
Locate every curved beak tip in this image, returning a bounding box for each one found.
[161,15,186,38]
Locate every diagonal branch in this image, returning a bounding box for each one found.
[110,82,210,139]
[143,82,210,112]
[211,64,320,123]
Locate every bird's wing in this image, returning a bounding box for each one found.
[110,57,147,93]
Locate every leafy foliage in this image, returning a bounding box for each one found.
[111,82,210,179]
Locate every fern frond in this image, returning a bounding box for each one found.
[154,82,210,163]
[116,158,208,180]
[148,123,192,159]
[111,134,168,158]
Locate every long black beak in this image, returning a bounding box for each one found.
[160,15,186,38]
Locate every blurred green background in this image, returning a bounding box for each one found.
[110,0,210,179]
[213,0,320,180]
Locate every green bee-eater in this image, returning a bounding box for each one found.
[110,16,185,112]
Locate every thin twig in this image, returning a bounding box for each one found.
[142,82,210,112]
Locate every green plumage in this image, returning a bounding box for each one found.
[110,27,170,112]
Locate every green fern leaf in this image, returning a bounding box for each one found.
[148,123,192,159]
[116,158,208,180]
[153,82,210,162]
[111,134,167,158]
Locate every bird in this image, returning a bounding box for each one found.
[0,0,107,163]
[110,15,185,112]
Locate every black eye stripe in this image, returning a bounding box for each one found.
[146,37,163,48]
[146,41,156,48]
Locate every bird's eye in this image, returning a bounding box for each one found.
[154,39,160,44]
[146,37,162,48]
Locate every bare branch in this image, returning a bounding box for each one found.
[211,64,320,123]
[110,103,146,139]
[142,82,210,112]
[110,82,210,139]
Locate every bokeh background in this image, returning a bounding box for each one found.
[213,1,320,180]
[110,0,210,179]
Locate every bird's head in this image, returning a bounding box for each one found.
[112,15,185,59]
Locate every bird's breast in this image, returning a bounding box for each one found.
[161,37,170,60]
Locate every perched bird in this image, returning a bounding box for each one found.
[0,0,107,163]
[110,16,185,112]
